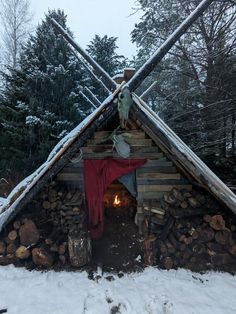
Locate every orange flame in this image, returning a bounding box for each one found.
[113,194,121,206]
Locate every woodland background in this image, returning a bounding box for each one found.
[0,0,236,194]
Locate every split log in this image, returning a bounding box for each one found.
[228,244,236,256]
[198,227,215,242]
[0,241,6,254]
[13,220,21,230]
[58,243,67,255]
[160,217,174,240]
[32,247,54,267]
[186,197,201,208]
[211,253,234,266]
[8,230,17,241]
[68,233,91,267]
[15,246,30,259]
[143,235,157,265]
[0,254,16,266]
[19,219,40,246]
[209,215,226,231]
[169,207,215,219]
[59,254,66,265]
[215,230,232,245]
[162,257,174,270]
[7,243,16,254]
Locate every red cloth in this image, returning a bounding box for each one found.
[84,158,146,238]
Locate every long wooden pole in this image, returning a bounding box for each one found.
[71,49,111,94]
[140,81,158,99]
[50,18,117,92]
[126,0,215,92]
[84,87,101,107]
[79,91,97,109]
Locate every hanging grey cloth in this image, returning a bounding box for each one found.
[112,134,130,159]
[118,171,137,197]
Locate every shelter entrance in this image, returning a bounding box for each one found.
[91,180,143,272]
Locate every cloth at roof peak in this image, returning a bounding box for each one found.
[84,158,146,239]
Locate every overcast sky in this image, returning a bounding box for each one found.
[31,0,142,59]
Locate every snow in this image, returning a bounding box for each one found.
[0,198,6,207]
[0,265,236,314]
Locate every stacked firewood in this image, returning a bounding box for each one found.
[0,182,87,268]
[0,217,68,267]
[40,184,85,234]
[143,188,236,272]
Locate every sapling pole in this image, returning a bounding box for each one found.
[50,18,117,92]
[126,0,215,92]
[79,91,97,109]
[140,81,158,99]
[84,87,101,107]
[71,49,110,94]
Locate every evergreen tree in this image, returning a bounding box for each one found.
[0,10,91,181]
[86,35,127,100]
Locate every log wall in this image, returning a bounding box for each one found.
[57,129,192,202]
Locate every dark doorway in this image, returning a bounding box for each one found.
[91,181,143,272]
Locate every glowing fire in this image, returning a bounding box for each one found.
[113,194,121,206]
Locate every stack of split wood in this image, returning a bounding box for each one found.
[142,188,236,272]
[40,184,85,234]
[0,181,88,268]
[0,217,68,267]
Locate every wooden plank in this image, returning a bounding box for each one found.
[87,138,153,146]
[137,191,165,199]
[136,179,188,185]
[141,161,173,167]
[137,166,177,173]
[82,146,160,153]
[93,130,146,139]
[137,185,192,192]
[57,173,84,180]
[82,152,163,159]
[137,173,181,179]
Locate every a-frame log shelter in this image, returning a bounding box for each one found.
[0,0,235,235]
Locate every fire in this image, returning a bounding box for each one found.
[113,194,121,206]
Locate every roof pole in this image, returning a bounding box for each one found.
[71,48,111,94]
[50,18,117,92]
[126,0,215,92]
[84,87,102,107]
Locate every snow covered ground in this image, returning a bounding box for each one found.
[0,266,236,314]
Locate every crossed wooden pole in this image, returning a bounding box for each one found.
[50,0,215,103]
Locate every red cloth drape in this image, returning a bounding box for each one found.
[84,158,146,238]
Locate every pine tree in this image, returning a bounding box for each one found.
[0,10,91,181]
[86,35,127,100]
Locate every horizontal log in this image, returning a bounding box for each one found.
[82,146,160,153]
[57,173,83,180]
[137,179,188,185]
[137,166,177,174]
[169,206,216,219]
[82,152,163,159]
[137,191,165,199]
[93,130,146,139]
[87,138,153,146]
[140,160,173,167]
[137,173,181,179]
[138,184,192,192]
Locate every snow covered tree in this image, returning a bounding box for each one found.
[0,0,32,69]
[132,0,236,158]
[86,35,127,100]
[0,10,91,181]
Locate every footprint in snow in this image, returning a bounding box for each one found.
[145,295,163,313]
[161,296,174,314]
[83,293,109,313]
